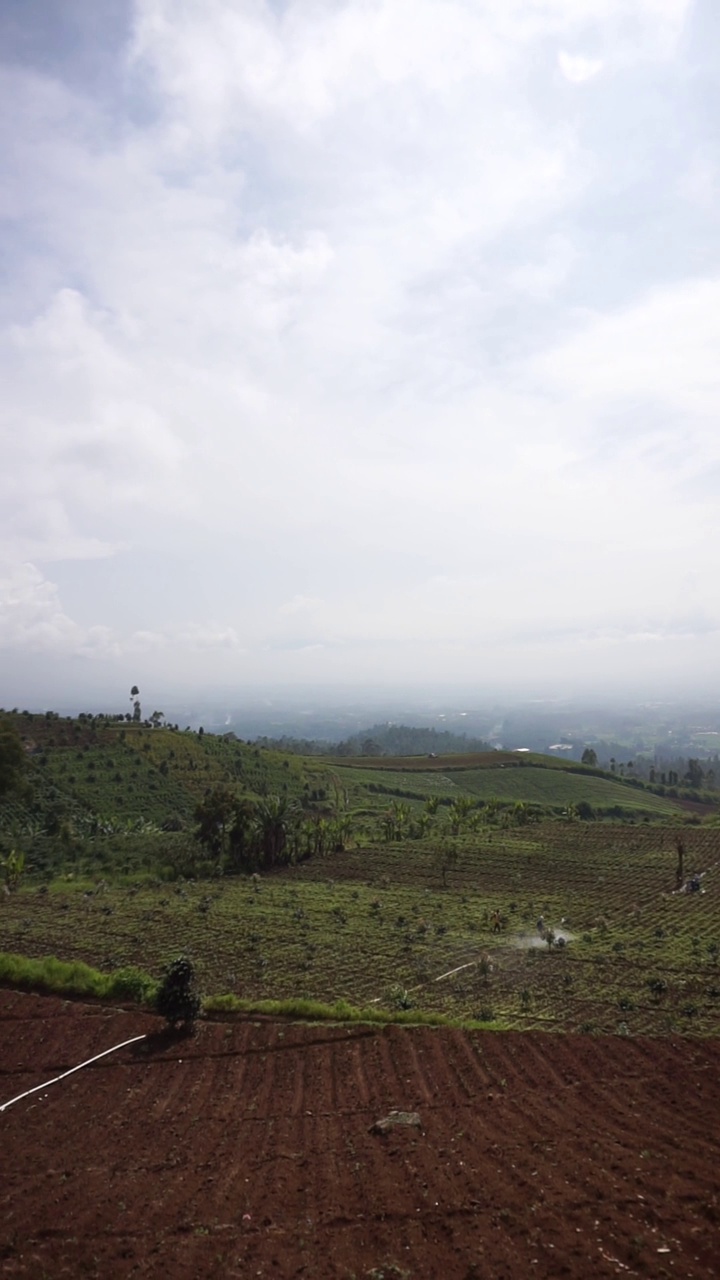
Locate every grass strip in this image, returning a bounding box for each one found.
[201,993,501,1029]
[0,951,157,1004]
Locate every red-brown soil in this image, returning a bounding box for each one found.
[1,991,719,1279]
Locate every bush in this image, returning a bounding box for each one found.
[107,966,156,1003]
[155,957,201,1029]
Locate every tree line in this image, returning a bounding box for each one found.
[252,723,492,758]
[193,788,353,872]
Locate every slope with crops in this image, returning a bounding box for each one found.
[2,711,720,1035]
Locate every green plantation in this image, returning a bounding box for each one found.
[1,711,719,1033]
[332,760,680,816]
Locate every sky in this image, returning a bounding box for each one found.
[1,0,720,707]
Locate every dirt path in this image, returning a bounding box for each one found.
[1,990,719,1277]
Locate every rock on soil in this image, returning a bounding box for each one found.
[369,1109,422,1134]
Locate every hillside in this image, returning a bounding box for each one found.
[0,714,695,848]
[2,711,720,1042]
[1,713,308,826]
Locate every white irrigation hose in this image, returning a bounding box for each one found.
[0,1034,146,1114]
[432,960,476,983]
[367,957,479,1003]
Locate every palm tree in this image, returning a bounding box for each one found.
[513,801,529,827]
[449,795,475,835]
[194,786,237,859]
[227,799,256,870]
[329,814,352,852]
[380,801,411,842]
[484,796,501,823]
[253,795,300,869]
[299,815,331,858]
[413,811,432,839]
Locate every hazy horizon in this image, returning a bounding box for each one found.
[5,674,720,725]
[2,1,720,698]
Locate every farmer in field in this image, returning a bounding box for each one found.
[537,915,545,938]
[490,909,502,934]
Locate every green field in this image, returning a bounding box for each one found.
[2,821,719,1035]
[2,712,719,1035]
[332,761,679,816]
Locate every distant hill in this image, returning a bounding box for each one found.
[254,723,493,757]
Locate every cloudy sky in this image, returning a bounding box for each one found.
[1,0,719,705]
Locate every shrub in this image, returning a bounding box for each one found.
[155,957,201,1030]
[107,966,156,1003]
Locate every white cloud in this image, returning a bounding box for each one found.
[278,595,324,616]
[558,51,604,83]
[678,152,718,210]
[508,234,578,299]
[0,562,119,656]
[177,624,241,649]
[0,286,188,562]
[131,0,511,132]
[535,276,720,426]
[0,0,716,696]
[0,563,243,661]
[131,0,691,136]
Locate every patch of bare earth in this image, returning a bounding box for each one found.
[1,990,719,1278]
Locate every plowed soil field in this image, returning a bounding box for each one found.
[1,991,719,1279]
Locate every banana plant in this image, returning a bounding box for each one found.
[1,849,25,892]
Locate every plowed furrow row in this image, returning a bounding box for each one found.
[494,1032,570,1092]
[407,1029,471,1107]
[384,1027,436,1104]
[4,994,720,1279]
[204,1111,272,1222]
[235,1035,281,1117]
[334,1034,372,1110]
[141,1055,196,1121]
[235,1115,311,1238]
[365,1028,407,1110]
[444,1028,496,1095]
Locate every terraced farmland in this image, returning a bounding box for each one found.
[3,822,719,1034]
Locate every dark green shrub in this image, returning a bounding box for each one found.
[155,957,201,1029]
